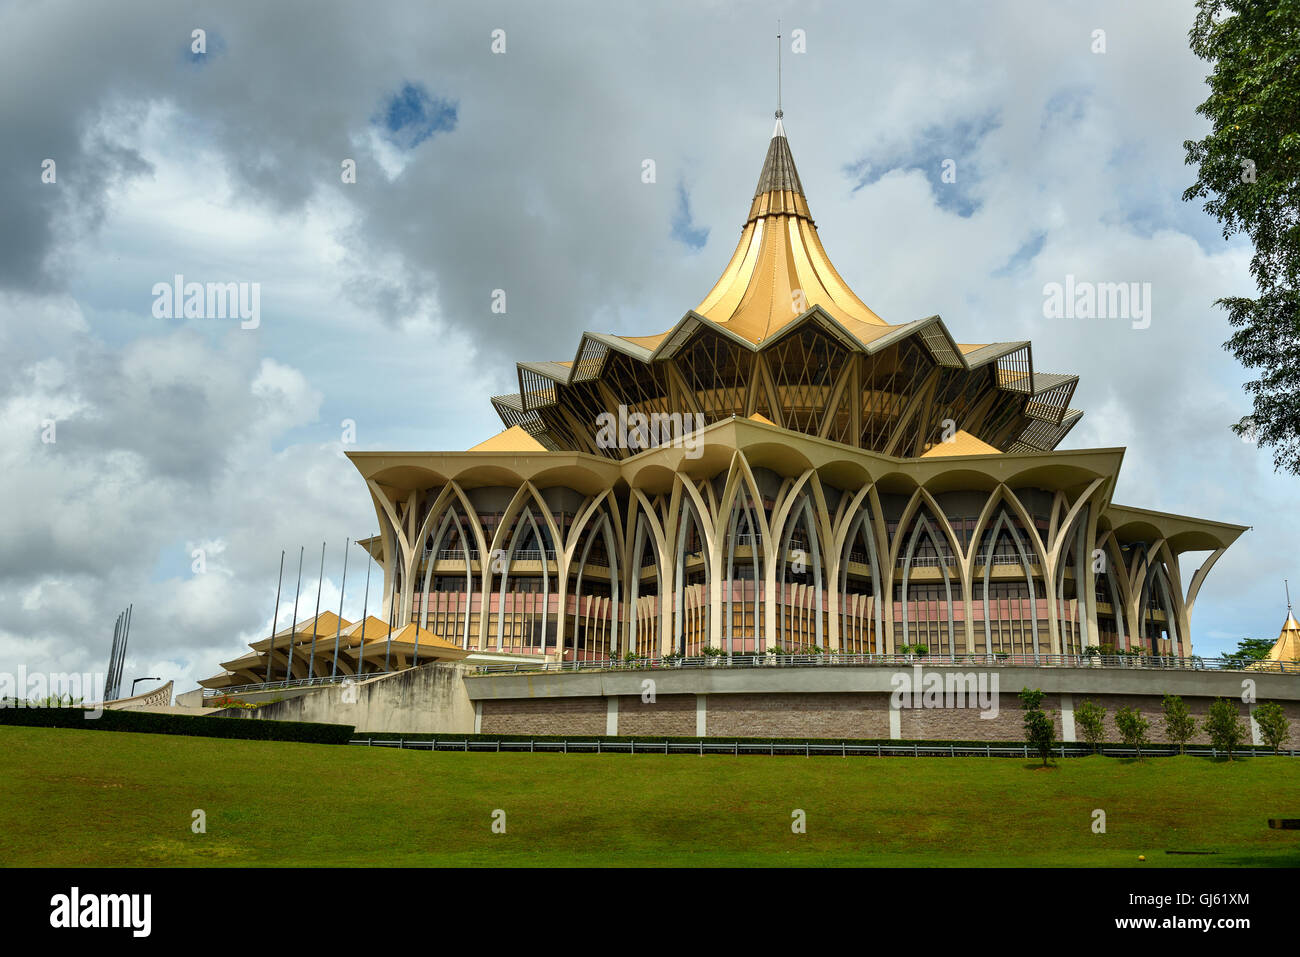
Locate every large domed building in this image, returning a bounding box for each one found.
[335,117,1246,669]
[202,116,1250,694]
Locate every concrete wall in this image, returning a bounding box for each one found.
[471,665,1300,746]
[243,663,475,734]
[479,696,606,735]
[175,688,205,708]
[476,689,1300,747]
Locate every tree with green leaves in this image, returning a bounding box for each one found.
[1253,700,1291,752]
[1162,694,1197,753]
[1115,706,1151,759]
[1183,0,1300,474]
[1204,696,1248,759]
[1075,698,1107,753]
[1020,688,1055,767]
[1222,636,1278,667]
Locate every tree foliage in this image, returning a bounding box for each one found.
[1204,696,1248,758]
[1075,698,1107,753]
[1183,0,1300,474]
[1162,694,1197,753]
[1115,706,1151,759]
[1222,636,1279,666]
[1020,688,1055,766]
[1253,699,1291,751]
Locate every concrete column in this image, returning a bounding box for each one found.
[1250,708,1261,746]
[473,700,482,733]
[695,694,707,737]
[1082,505,1101,648]
[606,696,618,736]
[1060,693,1075,743]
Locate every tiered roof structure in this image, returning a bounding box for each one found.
[491,119,1082,459]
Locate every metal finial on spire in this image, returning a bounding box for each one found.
[776,19,783,119]
[1288,579,1293,613]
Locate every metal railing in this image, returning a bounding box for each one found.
[201,672,389,698]
[901,554,959,567]
[203,653,1298,694]
[349,737,1299,759]
[471,652,1300,676]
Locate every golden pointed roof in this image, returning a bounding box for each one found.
[1266,611,1300,663]
[693,117,891,345]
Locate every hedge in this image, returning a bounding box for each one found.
[0,705,353,745]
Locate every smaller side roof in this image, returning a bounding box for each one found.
[469,426,547,453]
[920,430,1002,458]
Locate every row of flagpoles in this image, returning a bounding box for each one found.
[264,536,404,683]
[103,604,133,701]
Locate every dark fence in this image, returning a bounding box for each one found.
[348,735,1298,758]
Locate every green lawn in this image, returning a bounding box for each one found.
[2,726,1297,867]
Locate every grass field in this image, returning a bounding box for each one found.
[3,726,1298,867]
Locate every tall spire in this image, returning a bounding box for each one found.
[753,121,804,201]
[776,19,783,121]
[691,111,888,342]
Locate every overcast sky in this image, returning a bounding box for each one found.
[1,0,1291,695]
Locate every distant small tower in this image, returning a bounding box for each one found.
[1263,580,1300,665]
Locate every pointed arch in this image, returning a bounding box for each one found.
[836,486,885,654]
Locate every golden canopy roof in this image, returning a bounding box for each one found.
[693,117,891,345]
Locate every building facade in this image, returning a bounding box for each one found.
[346,118,1246,665]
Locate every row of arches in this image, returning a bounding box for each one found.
[366,455,1201,660]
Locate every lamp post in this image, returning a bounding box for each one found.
[131,677,160,696]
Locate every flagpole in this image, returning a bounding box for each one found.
[331,539,350,679]
[116,604,132,700]
[105,613,122,702]
[307,541,326,680]
[284,546,304,682]
[357,545,372,676]
[265,550,284,683]
[385,558,396,672]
